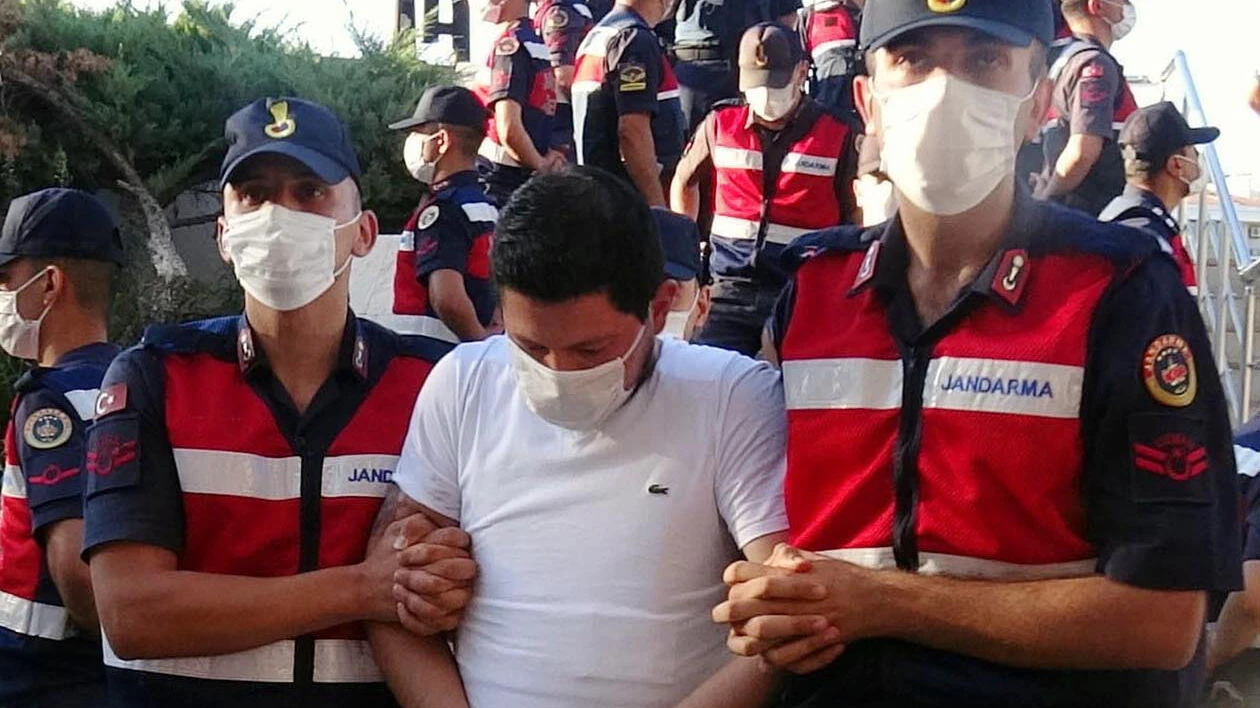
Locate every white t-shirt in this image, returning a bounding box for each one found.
[395,336,788,708]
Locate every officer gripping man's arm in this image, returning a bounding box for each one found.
[0,189,124,707]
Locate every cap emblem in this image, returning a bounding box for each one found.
[926,0,966,13]
[264,100,297,139]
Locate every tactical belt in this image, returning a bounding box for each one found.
[674,44,726,62]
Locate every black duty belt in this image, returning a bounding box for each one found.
[673,44,726,62]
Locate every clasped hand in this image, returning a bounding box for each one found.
[370,513,478,636]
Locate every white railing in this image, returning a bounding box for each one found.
[1161,51,1260,425]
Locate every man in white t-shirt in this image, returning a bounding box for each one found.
[369,167,797,708]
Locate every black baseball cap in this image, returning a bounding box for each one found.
[1120,101,1220,166]
[220,97,362,189]
[390,85,490,133]
[739,23,805,91]
[652,208,702,280]
[0,189,124,268]
[860,0,1054,51]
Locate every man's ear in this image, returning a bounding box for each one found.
[44,264,66,308]
[1023,77,1053,142]
[854,74,877,134]
[216,216,232,266]
[352,210,380,257]
[649,279,680,335]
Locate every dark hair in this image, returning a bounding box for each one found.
[440,123,484,156]
[32,257,116,318]
[492,166,664,319]
[1060,0,1089,21]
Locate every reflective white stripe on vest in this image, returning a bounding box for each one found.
[461,202,499,223]
[479,139,522,168]
[363,313,460,343]
[658,88,680,101]
[576,26,619,58]
[1236,444,1260,478]
[783,358,903,411]
[817,548,1097,581]
[2,463,25,500]
[102,636,383,683]
[399,230,416,252]
[63,388,100,422]
[0,589,73,640]
[709,215,813,246]
[922,357,1084,420]
[173,450,400,500]
[712,147,838,176]
[523,41,551,62]
[811,38,855,59]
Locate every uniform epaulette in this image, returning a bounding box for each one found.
[13,367,44,394]
[1031,199,1161,266]
[358,318,456,363]
[780,224,873,273]
[141,316,239,356]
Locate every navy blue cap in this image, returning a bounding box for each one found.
[652,208,702,280]
[220,97,362,188]
[1120,101,1220,166]
[390,85,490,133]
[0,189,123,268]
[860,0,1055,51]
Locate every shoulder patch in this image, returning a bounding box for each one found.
[23,408,73,450]
[497,35,521,55]
[418,205,442,230]
[95,383,128,418]
[546,6,571,28]
[618,62,647,91]
[1142,334,1197,407]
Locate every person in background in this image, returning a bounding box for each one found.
[718,1,1242,706]
[390,86,500,343]
[572,0,685,206]
[653,207,711,341]
[1207,420,1260,704]
[800,0,862,120]
[1100,102,1219,295]
[1034,0,1139,216]
[0,188,123,707]
[371,167,790,708]
[671,22,858,356]
[534,0,600,157]
[82,97,461,707]
[472,0,563,206]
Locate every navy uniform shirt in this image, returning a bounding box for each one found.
[573,6,686,184]
[1233,422,1260,565]
[769,195,1242,707]
[0,342,119,703]
[1100,184,1198,291]
[81,315,451,708]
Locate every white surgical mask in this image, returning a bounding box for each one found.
[1173,154,1205,193]
[508,324,648,430]
[661,291,699,340]
[745,86,800,122]
[404,132,439,184]
[876,74,1033,216]
[0,267,52,361]
[1103,0,1136,42]
[223,203,360,312]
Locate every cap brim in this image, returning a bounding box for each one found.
[0,252,21,268]
[1187,126,1221,145]
[740,67,796,91]
[864,16,1036,51]
[388,116,431,131]
[220,143,352,189]
[665,262,699,280]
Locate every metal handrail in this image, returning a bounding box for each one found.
[1161,51,1260,425]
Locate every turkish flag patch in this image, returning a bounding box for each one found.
[94,384,128,418]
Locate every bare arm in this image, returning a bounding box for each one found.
[619,112,667,206]
[1038,133,1104,199]
[429,269,488,341]
[495,99,547,171]
[670,114,712,219]
[92,541,396,660]
[43,519,98,634]
[1210,560,1260,671]
[368,487,476,707]
[720,549,1205,672]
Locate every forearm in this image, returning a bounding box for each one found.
[868,569,1203,671]
[368,622,469,708]
[97,563,368,659]
[1043,135,1102,197]
[45,521,99,634]
[620,127,666,206]
[671,180,700,220]
[497,108,545,170]
[432,294,488,341]
[676,657,778,708]
[1211,592,1260,670]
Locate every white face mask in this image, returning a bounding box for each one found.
[745,86,800,122]
[1173,154,1205,193]
[508,324,648,430]
[223,203,360,312]
[405,132,439,185]
[0,267,52,361]
[661,290,699,340]
[1103,0,1136,42]
[876,73,1033,216]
